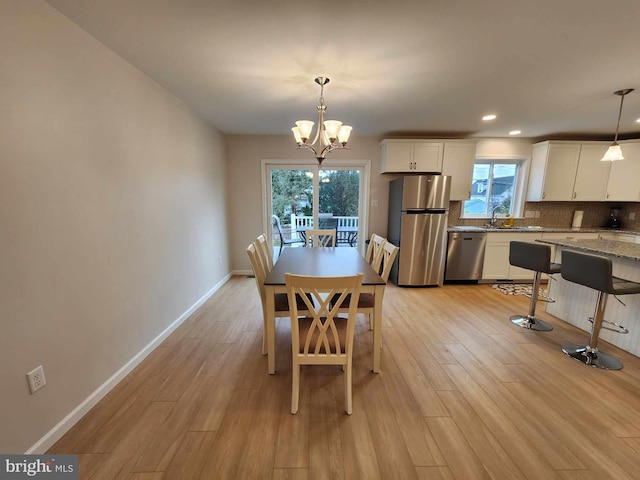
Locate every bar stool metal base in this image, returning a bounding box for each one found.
[562,344,623,370]
[510,314,554,331]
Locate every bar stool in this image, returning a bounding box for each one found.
[508,241,560,331]
[560,250,640,370]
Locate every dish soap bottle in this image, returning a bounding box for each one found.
[505,215,514,227]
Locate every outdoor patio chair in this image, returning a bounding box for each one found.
[272,215,305,254]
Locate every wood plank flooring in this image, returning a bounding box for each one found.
[49,277,640,479]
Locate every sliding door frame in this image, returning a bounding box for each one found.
[261,158,371,254]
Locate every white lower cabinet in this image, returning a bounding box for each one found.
[481,232,543,281]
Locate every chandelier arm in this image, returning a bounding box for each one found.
[298,143,319,158]
[310,104,328,148]
[319,143,347,159]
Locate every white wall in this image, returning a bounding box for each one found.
[476,138,533,158]
[0,0,229,453]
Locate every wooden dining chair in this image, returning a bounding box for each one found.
[246,243,310,355]
[255,234,273,272]
[337,240,399,330]
[305,228,336,248]
[285,272,363,415]
[365,234,386,273]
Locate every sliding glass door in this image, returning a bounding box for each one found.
[264,161,367,260]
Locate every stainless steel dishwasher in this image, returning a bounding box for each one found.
[444,231,487,281]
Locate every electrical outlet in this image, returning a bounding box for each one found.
[218,255,222,264]
[27,365,46,394]
[630,212,636,220]
[525,210,535,218]
[535,211,540,218]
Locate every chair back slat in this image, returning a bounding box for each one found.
[246,243,267,306]
[379,241,400,282]
[305,228,336,247]
[365,234,387,273]
[256,234,273,271]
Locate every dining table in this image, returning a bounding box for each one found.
[263,247,387,374]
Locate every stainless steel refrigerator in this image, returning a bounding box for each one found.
[387,175,451,286]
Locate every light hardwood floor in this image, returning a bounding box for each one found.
[49,277,640,479]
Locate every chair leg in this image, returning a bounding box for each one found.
[345,360,352,415]
[510,271,553,331]
[261,312,268,355]
[563,292,623,370]
[291,361,300,414]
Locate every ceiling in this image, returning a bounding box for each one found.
[46,0,640,141]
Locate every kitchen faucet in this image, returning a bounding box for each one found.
[487,204,507,227]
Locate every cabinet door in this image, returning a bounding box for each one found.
[573,144,610,201]
[482,242,510,280]
[413,142,443,172]
[606,143,640,201]
[382,142,414,172]
[442,143,476,200]
[541,144,580,201]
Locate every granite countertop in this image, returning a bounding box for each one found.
[448,225,640,234]
[536,238,640,261]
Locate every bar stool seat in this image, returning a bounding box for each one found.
[560,250,640,370]
[508,241,560,331]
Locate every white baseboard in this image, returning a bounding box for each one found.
[232,269,253,276]
[26,273,231,454]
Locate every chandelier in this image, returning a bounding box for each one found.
[601,88,634,161]
[291,77,353,165]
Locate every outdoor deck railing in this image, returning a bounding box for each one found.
[290,214,359,245]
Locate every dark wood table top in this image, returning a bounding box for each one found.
[264,247,385,286]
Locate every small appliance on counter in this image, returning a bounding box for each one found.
[604,207,623,229]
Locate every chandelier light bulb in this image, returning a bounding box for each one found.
[338,125,352,144]
[295,121,314,141]
[601,144,624,161]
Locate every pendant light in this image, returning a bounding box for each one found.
[291,77,353,165]
[601,88,634,161]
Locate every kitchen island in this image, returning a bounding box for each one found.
[538,238,640,358]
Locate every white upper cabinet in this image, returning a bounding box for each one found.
[380,140,443,173]
[441,142,477,200]
[606,142,640,201]
[573,144,610,201]
[527,142,580,201]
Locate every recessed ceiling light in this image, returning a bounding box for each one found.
[482,114,497,121]
[636,118,640,123]
[509,130,522,135]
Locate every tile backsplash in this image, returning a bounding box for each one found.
[449,201,640,231]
